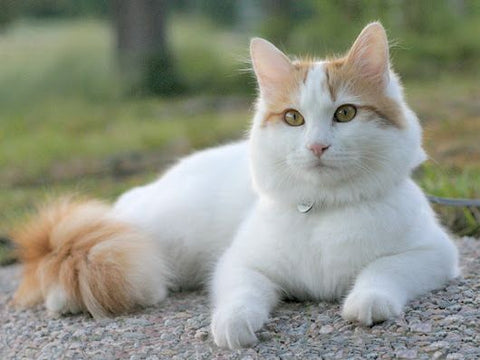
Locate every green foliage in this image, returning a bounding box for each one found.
[5,0,108,19]
[0,0,16,27]
[417,164,480,237]
[0,20,119,112]
[3,1,480,94]
[168,15,255,95]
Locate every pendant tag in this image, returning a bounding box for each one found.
[297,200,314,213]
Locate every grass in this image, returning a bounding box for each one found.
[407,77,480,237]
[0,18,479,264]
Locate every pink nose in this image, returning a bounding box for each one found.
[308,143,330,157]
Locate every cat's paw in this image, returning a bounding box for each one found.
[342,288,402,326]
[211,304,265,349]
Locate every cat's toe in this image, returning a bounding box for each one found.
[342,288,401,326]
[211,305,262,349]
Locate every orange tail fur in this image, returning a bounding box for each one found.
[11,197,169,318]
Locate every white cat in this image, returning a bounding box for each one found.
[12,23,458,350]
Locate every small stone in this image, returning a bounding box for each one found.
[319,325,334,334]
[446,354,465,360]
[194,329,209,341]
[409,322,432,333]
[427,341,449,351]
[448,304,462,312]
[432,351,444,360]
[396,349,417,359]
[442,314,464,325]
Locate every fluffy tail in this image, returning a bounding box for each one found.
[11,197,169,318]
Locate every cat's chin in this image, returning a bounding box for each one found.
[288,157,338,173]
[299,161,342,184]
[307,161,338,171]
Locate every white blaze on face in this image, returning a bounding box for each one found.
[298,63,331,150]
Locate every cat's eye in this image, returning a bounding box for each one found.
[334,104,357,123]
[284,109,305,126]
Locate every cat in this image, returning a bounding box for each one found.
[11,22,458,349]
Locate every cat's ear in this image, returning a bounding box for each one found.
[345,22,390,86]
[250,38,294,96]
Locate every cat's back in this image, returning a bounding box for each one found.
[166,140,249,180]
[115,140,253,221]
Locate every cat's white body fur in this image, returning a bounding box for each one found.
[13,23,459,350]
[114,136,457,349]
[113,141,255,289]
[113,44,458,347]
[113,24,459,349]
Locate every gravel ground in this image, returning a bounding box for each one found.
[1,237,479,359]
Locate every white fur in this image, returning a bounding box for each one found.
[46,286,82,316]
[113,142,256,290]
[112,29,458,349]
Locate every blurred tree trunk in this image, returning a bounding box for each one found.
[111,0,182,95]
[261,0,294,44]
[0,0,16,30]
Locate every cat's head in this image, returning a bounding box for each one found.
[249,22,426,207]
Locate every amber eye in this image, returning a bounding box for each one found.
[334,104,357,123]
[284,109,305,126]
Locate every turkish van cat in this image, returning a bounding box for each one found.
[12,22,458,350]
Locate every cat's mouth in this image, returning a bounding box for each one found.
[286,155,338,172]
[307,159,337,171]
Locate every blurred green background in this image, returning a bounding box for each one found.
[0,0,479,263]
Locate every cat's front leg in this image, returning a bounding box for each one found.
[342,242,458,326]
[210,251,280,349]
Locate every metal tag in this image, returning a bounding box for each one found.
[297,200,314,213]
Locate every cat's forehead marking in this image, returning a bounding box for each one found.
[324,57,345,102]
[293,59,315,84]
[300,62,332,110]
[262,60,313,125]
[324,61,340,102]
[324,56,405,128]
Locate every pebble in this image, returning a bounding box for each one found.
[409,322,432,333]
[427,341,450,351]
[446,354,465,360]
[194,329,209,341]
[319,324,334,334]
[396,349,417,359]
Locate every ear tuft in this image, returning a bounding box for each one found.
[346,22,390,85]
[250,38,294,96]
